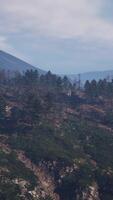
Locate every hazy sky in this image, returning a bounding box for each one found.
[0,0,113,74]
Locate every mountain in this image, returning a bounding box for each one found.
[67,69,113,84]
[0,50,45,74]
[1,50,113,84]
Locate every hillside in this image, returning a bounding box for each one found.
[0,50,45,74]
[0,70,113,199]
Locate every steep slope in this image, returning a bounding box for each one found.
[1,70,113,199]
[0,50,45,74]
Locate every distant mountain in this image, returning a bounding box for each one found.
[1,50,113,83]
[0,50,45,74]
[67,70,113,84]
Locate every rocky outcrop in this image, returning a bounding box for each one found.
[17,151,59,200]
[0,141,59,200]
[82,183,100,200]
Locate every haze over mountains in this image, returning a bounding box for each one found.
[0,50,113,83]
[68,70,113,84]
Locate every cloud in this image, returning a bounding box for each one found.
[1,0,113,75]
[0,35,27,60]
[0,0,113,42]
[0,36,12,50]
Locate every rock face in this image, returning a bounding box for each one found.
[17,151,60,200]
[82,183,100,200]
[0,140,59,200]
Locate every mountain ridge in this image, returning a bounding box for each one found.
[67,69,113,83]
[0,50,45,74]
[0,50,113,83]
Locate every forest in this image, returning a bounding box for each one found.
[0,69,113,199]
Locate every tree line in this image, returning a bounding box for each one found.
[84,79,113,98]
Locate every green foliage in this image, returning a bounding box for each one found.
[0,181,21,200]
[84,78,113,98]
[24,69,39,85]
[1,69,113,199]
[8,123,75,164]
